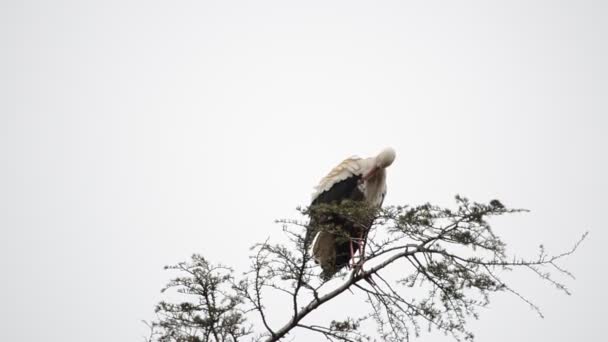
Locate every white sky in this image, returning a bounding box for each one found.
[1,1,606,341]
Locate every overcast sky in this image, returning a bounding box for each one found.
[1,1,606,341]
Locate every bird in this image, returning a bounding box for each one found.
[305,147,396,280]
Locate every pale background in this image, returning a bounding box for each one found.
[1,1,606,341]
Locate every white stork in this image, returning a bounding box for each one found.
[306,147,396,280]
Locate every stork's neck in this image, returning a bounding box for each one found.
[363,168,386,206]
[368,168,385,186]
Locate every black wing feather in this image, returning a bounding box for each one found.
[311,175,364,206]
[306,175,369,277]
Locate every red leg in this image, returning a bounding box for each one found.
[349,239,354,269]
[351,239,361,268]
[355,230,369,270]
[359,231,366,267]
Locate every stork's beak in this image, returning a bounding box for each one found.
[361,166,379,182]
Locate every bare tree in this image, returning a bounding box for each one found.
[146,196,586,342]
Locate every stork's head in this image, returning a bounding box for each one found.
[362,147,396,182]
[375,147,396,168]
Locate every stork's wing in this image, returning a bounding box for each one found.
[305,157,367,249]
[311,157,363,202]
